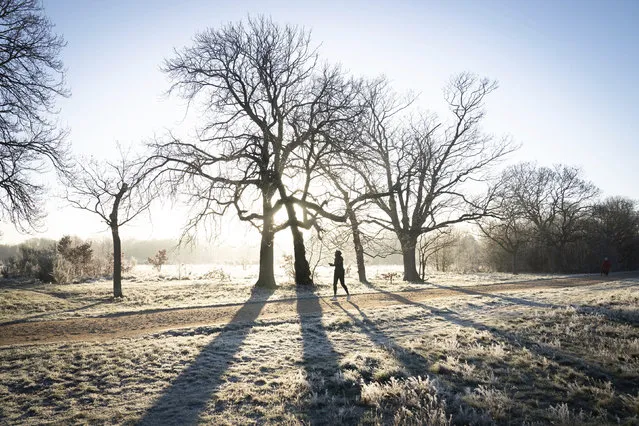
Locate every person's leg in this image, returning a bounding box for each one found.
[339,274,349,295]
[333,273,338,297]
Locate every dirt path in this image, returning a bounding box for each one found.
[0,274,632,347]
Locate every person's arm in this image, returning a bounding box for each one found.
[329,263,334,266]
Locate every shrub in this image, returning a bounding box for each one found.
[380,272,401,285]
[54,235,94,283]
[11,244,56,283]
[201,267,229,282]
[147,249,168,272]
[282,254,295,282]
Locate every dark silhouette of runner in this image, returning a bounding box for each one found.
[329,250,349,300]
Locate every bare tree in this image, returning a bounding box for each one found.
[417,229,457,280]
[363,74,515,281]
[590,196,639,270]
[61,150,151,297]
[321,164,402,283]
[154,16,360,287]
[501,162,599,272]
[0,0,69,231]
[478,175,532,274]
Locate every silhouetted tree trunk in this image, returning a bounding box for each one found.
[282,198,313,285]
[347,206,368,283]
[256,194,277,288]
[111,225,123,297]
[109,184,127,297]
[400,233,420,281]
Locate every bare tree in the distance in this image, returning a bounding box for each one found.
[499,162,599,272]
[62,150,152,297]
[0,0,69,230]
[477,194,531,274]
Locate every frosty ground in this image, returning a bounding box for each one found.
[0,268,638,425]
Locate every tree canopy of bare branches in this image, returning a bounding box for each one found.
[499,162,599,271]
[362,73,516,281]
[151,16,362,287]
[0,0,69,231]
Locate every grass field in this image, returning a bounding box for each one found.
[1,269,638,425]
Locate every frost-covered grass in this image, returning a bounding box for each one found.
[1,277,638,424]
[0,264,590,322]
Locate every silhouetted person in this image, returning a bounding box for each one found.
[601,257,611,276]
[329,250,349,300]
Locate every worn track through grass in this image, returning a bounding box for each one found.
[1,273,634,347]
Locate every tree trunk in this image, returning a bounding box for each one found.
[419,252,426,281]
[112,225,123,298]
[109,184,127,298]
[256,194,277,288]
[400,234,421,282]
[347,207,368,284]
[281,200,312,286]
[256,230,276,288]
[291,224,313,286]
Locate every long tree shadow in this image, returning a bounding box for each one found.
[294,287,362,425]
[370,285,638,395]
[0,300,109,326]
[337,301,430,373]
[335,301,486,422]
[138,287,274,425]
[429,283,559,309]
[430,281,639,328]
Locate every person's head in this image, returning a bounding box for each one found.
[335,250,342,257]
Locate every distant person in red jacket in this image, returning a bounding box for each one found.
[601,257,611,276]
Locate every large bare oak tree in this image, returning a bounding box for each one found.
[152,16,360,287]
[0,0,69,231]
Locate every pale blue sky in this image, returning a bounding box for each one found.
[4,0,637,243]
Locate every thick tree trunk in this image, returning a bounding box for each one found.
[112,225,123,298]
[291,224,313,286]
[281,200,312,286]
[348,208,368,284]
[256,230,276,288]
[256,194,277,288]
[400,234,422,282]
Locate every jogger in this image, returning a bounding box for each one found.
[329,250,349,300]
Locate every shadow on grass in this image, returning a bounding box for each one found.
[336,301,485,422]
[429,283,559,309]
[370,284,638,396]
[0,300,109,326]
[294,286,362,425]
[138,287,274,425]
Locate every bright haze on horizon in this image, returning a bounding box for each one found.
[2,0,637,245]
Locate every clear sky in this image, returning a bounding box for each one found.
[2,0,638,244]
